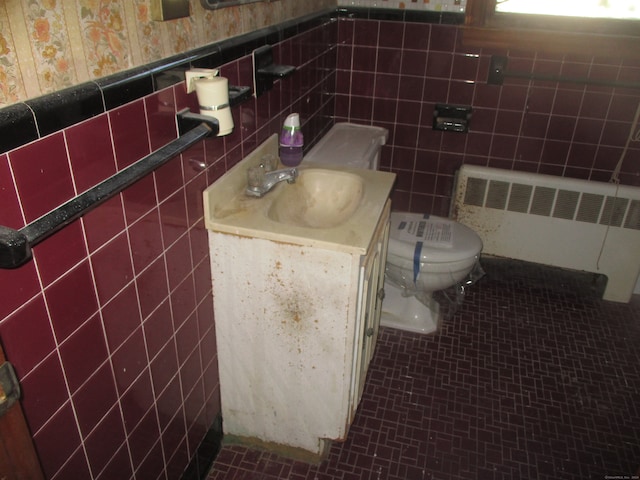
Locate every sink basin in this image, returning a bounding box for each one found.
[203,133,396,254]
[267,169,364,228]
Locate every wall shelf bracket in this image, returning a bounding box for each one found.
[253,45,296,97]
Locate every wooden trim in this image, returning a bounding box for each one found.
[0,346,45,480]
[465,0,497,26]
[462,26,640,59]
[464,0,640,59]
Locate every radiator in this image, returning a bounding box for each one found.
[453,165,640,303]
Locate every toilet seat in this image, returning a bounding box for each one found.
[387,212,482,265]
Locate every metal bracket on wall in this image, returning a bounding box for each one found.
[487,54,640,89]
[433,104,472,133]
[228,85,252,107]
[488,55,507,85]
[252,45,296,97]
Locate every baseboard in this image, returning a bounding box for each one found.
[180,414,223,480]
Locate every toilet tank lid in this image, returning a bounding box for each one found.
[304,123,388,169]
[388,212,483,263]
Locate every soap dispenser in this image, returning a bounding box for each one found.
[279,113,304,167]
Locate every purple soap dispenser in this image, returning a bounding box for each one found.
[279,113,304,167]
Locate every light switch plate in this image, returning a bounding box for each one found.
[151,0,190,21]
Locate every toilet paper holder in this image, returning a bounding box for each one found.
[182,68,251,137]
[433,104,472,133]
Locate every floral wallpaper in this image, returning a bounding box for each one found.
[79,0,130,78]
[0,0,334,108]
[0,7,24,104]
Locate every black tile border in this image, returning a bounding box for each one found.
[0,6,461,156]
[180,414,224,480]
[0,103,39,154]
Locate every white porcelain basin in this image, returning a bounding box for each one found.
[203,133,396,254]
[267,169,365,228]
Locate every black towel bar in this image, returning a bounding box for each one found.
[0,110,218,269]
[488,55,640,90]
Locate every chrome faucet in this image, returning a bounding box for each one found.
[246,166,298,197]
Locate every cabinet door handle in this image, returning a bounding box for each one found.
[377,288,385,301]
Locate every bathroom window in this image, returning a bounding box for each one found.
[463,0,640,58]
[495,0,640,20]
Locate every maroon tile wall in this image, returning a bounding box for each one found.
[0,21,336,480]
[335,18,640,216]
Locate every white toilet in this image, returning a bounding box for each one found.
[304,123,483,334]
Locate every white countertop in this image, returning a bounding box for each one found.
[203,134,396,254]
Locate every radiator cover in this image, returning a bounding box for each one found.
[453,165,640,303]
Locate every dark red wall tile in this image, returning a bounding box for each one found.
[72,362,118,437]
[127,208,164,274]
[45,260,98,342]
[129,408,163,469]
[143,299,173,359]
[0,295,55,378]
[32,218,86,287]
[120,368,155,431]
[66,114,116,192]
[59,314,108,392]
[82,195,126,252]
[0,261,40,320]
[136,256,169,319]
[84,406,127,475]
[110,100,150,170]
[111,327,148,391]
[146,90,178,151]
[9,132,74,223]
[32,403,82,478]
[90,232,134,305]
[21,353,69,433]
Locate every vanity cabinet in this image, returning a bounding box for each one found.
[208,201,391,461]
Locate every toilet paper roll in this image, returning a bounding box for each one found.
[194,76,234,136]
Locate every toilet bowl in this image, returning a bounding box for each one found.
[382,212,482,333]
[304,123,483,334]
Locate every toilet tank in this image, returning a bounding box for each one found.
[304,123,388,170]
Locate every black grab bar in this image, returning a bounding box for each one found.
[488,55,640,90]
[0,109,219,269]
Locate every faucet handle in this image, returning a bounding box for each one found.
[247,165,265,188]
[261,154,278,172]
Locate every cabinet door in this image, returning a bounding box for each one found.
[368,215,390,363]
[357,248,379,401]
[350,201,391,413]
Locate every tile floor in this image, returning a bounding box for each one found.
[207,258,640,479]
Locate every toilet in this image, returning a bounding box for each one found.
[304,123,483,334]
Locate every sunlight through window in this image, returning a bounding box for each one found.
[495,0,640,20]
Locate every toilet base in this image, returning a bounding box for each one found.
[380,282,439,335]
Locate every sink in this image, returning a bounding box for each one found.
[267,169,364,228]
[203,133,396,254]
